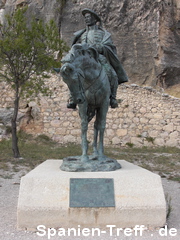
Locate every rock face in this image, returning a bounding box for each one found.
[60,0,180,88]
[0,0,180,88]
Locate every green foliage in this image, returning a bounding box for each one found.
[117,99,123,103]
[0,7,69,158]
[125,142,134,148]
[35,134,55,145]
[145,136,155,144]
[0,7,68,98]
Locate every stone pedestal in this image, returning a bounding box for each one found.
[17,160,166,230]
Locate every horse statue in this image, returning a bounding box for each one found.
[57,44,121,171]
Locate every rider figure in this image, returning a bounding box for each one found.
[67,8,128,109]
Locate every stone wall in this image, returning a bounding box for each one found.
[0,74,180,148]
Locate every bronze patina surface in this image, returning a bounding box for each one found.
[70,178,115,208]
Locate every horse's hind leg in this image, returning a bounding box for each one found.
[79,104,89,162]
[92,120,98,159]
[97,104,109,161]
[98,123,106,161]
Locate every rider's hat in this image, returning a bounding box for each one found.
[82,8,101,23]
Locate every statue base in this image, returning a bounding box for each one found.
[17,160,166,231]
[60,155,121,172]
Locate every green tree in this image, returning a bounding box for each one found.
[0,7,68,158]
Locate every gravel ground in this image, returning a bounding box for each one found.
[0,168,179,240]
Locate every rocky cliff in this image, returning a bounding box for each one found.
[0,0,180,88]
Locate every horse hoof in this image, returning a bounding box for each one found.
[81,156,89,162]
[98,155,107,162]
[91,153,98,160]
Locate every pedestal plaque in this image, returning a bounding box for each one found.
[70,178,115,207]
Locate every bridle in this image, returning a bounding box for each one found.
[70,72,85,100]
[76,65,103,94]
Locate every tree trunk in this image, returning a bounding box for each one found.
[11,89,20,158]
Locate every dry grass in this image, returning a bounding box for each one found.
[105,146,180,182]
[0,131,180,182]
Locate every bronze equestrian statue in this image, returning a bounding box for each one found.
[55,9,128,170]
[67,8,128,110]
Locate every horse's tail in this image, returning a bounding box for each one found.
[87,105,96,122]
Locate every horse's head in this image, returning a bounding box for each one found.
[60,44,100,104]
[60,62,85,104]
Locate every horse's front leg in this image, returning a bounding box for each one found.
[98,123,106,161]
[81,120,89,162]
[78,103,89,162]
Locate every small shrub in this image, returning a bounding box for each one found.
[117,99,123,103]
[36,134,52,142]
[145,137,155,144]
[17,130,33,141]
[126,142,134,148]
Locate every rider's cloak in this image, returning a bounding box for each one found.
[72,28,128,84]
